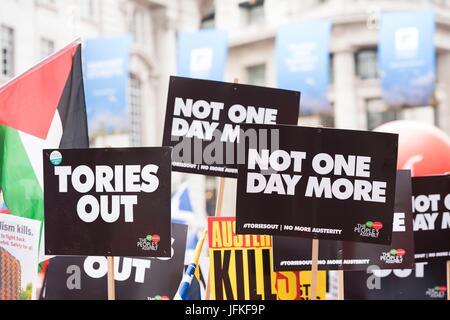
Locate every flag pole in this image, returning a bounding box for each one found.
[174,228,208,300]
[194,229,208,266]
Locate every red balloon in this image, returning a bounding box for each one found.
[374,121,450,177]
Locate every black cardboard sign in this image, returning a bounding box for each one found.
[344,260,448,300]
[412,175,450,261]
[162,76,300,177]
[42,223,187,300]
[236,124,399,244]
[43,147,172,257]
[273,171,414,271]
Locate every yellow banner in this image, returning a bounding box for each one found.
[208,217,326,300]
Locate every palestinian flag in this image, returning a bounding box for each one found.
[0,40,89,225]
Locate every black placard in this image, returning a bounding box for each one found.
[43,147,172,257]
[42,223,187,300]
[162,76,300,177]
[344,260,448,300]
[236,124,398,244]
[273,171,414,271]
[412,175,450,261]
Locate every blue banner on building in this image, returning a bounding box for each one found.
[379,11,436,108]
[83,36,132,137]
[177,30,228,81]
[276,20,332,115]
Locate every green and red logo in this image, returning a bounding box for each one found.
[434,286,447,292]
[355,220,383,238]
[380,248,406,263]
[389,248,406,257]
[426,285,447,298]
[146,234,161,244]
[366,221,383,230]
[137,233,161,251]
[150,295,170,301]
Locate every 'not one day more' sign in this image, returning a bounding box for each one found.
[162,76,300,177]
[236,125,398,244]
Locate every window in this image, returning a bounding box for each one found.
[239,0,265,26]
[1,25,14,77]
[129,8,145,43]
[129,74,142,147]
[366,98,398,130]
[200,12,215,29]
[355,49,378,80]
[80,0,95,18]
[41,38,55,59]
[246,64,266,86]
[329,53,334,84]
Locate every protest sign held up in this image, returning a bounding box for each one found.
[236,124,398,244]
[272,170,415,271]
[43,147,172,257]
[162,76,300,177]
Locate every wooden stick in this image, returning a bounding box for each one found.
[205,78,241,300]
[215,177,226,218]
[205,177,226,300]
[338,270,345,300]
[107,256,115,300]
[447,261,450,300]
[310,239,319,300]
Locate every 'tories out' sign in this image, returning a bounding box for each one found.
[276,20,332,115]
[379,11,436,107]
[236,125,398,244]
[208,217,326,300]
[43,147,172,257]
[42,224,187,300]
[177,30,228,81]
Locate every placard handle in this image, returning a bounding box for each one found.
[310,239,319,300]
[205,78,241,300]
[107,256,115,300]
[447,260,450,300]
[338,270,345,300]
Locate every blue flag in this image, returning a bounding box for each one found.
[379,11,436,107]
[177,30,228,81]
[83,36,132,136]
[276,20,332,115]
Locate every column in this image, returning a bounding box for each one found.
[333,50,360,130]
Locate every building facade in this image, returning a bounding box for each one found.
[198,0,450,134]
[191,0,450,216]
[2,0,450,217]
[0,0,208,217]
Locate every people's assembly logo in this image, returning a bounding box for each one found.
[425,286,447,299]
[354,221,383,238]
[380,248,406,264]
[148,295,170,301]
[137,234,161,251]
